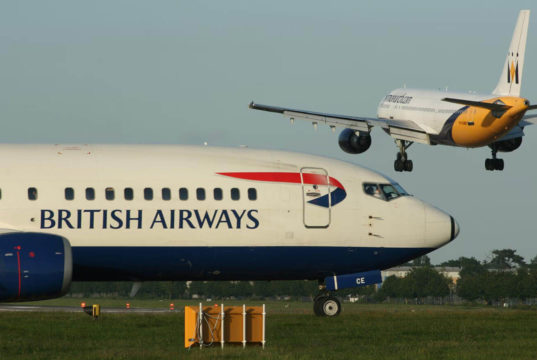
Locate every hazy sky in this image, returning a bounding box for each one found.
[1,1,536,264]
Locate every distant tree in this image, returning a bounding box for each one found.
[439,259,461,267]
[487,249,526,269]
[405,267,450,297]
[412,255,431,267]
[458,257,486,277]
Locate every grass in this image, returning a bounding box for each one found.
[1,300,537,359]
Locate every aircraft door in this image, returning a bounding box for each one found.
[300,167,330,228]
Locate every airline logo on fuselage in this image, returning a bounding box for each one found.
[217,172,346,207]
[40,209,259,230]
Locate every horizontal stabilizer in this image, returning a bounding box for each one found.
[442,98,512,111]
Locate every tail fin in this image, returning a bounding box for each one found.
[492,10,530,97]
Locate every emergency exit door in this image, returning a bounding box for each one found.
[301,167,330,228]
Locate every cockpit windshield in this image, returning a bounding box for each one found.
[363,182,410,201]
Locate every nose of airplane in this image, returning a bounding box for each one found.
[425,205,459,249]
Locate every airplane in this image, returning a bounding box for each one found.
[0,144,459,316]
[249,10,537,172]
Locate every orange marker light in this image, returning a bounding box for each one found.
[81,302,86,308]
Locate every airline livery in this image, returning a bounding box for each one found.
[250,10,536,172]
[0,145,458,316]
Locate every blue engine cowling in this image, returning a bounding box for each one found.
[0,232,72,302]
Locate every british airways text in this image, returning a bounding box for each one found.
[40,209,260,230]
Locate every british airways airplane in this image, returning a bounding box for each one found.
[250,10,536,172]
[0,145,458,316]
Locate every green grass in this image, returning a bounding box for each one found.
[1,301,537,359]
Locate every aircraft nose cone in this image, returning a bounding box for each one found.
[451,216,460,241]
[425,206,458,249]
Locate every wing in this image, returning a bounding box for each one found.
[249,102,431,144]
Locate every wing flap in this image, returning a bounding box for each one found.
[389,126,430,144]
[249,101,430,144]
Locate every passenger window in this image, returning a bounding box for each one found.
[162,188,171,200]
[179,188,188,200]
[144,188,153,200]
[86,187,95,200]
[105,187,115,200]
[28,187,37,201]
[231,188,240,201]
[196,188,206,201]
[363,183,383,199]
[65,187,74,200]
[214,188,223,201]
[248,188,257,201]
[124,188,134,201]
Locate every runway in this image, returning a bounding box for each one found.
[0,304,177,313]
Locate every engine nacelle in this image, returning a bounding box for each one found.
[338,128,372,154]
[488,137,523,152]
[0,233,72,302]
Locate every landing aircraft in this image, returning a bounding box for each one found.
[250,10,536,172]
[0,145,458,316]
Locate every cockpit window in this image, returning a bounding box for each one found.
[392,183,409,196]
[363,182,410,201]
[380,184,399,200]
[363,183,383,199]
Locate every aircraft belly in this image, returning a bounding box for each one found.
[71,245,433,281]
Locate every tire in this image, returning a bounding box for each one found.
[313,296,326,316]
[496,159,504,171]
[485,159,493,171]
[404,160,413,172]
[321,296,341,317]
[394,160,404,172]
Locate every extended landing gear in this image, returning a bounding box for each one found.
[313,293,341,317]
[394,140,414,172]
[485,146,504,171]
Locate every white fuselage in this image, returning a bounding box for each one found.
[377,88,492,135]
[0,145,456,281]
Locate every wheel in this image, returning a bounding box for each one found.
[496,159,504,171]
[394,159,404,172]
[485,158,493,171]
[404,160,413,172]
[313,296,326,316]
[321,296,341,317]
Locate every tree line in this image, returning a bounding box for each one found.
[67,249,537,303]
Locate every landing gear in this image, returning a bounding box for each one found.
[485,146,504,171]
[394,140,414,172]
[313,293,341,317]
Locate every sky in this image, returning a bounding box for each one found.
[0,1,536,264]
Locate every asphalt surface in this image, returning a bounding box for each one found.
[0,304,178,313]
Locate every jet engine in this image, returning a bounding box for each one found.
[338,128,372,154]
[488,137,523,152]
[0,232,72,302]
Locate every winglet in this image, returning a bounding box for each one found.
[493,10,530,97]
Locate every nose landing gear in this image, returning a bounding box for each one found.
[485,146,504,171]
[313,293,341,317]
[394,140,414,172]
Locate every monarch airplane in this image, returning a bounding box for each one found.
[250,10,536,172]
[0,145,458,316]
